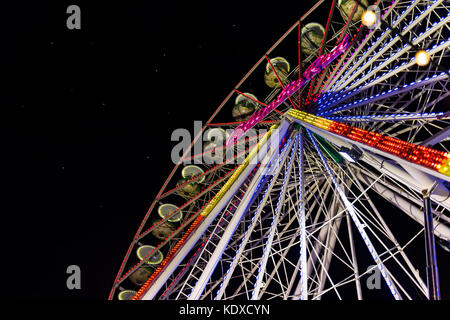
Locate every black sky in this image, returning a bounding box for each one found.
[1,0,449,300]
[0,0,322,300]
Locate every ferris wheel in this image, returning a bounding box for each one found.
[109,0,450,300]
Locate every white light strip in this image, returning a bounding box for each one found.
[297,132,308,300]
[325,0,426,90]
[326,111,447,123]
[319,38,450,113]
[251,135,298,300]
[331,0,446,92]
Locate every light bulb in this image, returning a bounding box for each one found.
[361,10,377,27]
[415,50,430,66]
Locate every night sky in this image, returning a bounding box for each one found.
[1,0,449,300]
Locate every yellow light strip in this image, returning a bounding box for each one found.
[200,124,278,217]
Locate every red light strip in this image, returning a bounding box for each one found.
[132,215,205,300]
[329,122,449,173]
[288,109,450,176]
[159,232,210,298]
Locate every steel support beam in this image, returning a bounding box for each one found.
[422,190,441,300]
[356,171,450,242]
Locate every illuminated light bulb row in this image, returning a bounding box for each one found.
[327,32,398,94]
[330,8,445,94]
[207,120,280,127]
[132,215,205,300]
[202,125,279,216]
[411,12,450,44]
[331,31,407,90]
[307,20,365,105]
[318,70,449,116]
[251,136,297,299]
[339,30,449,92]
[200,157,252,217]
[308,15,368,105]
[328,31,396,94]
[307,129,402,300]
[326,111,444,122]
[296,134,307,300]
[322,31,448,107]
[391,0,420,25]
[307,25,358,105]
[133,163,234,234]
[160,239,206,298]
[327,121,449,172]
[214,136,292,300]
[319,41,449,112]
[287,109,450,176]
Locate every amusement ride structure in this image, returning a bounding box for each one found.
[110,0,450,300]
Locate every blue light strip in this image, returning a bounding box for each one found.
[320,37,450,111]
[318,71,449,116]
[307,129,402,300]
[322,0,412,93]
[328,1,446,94]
